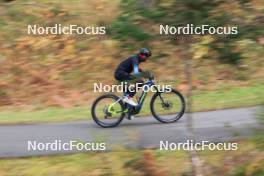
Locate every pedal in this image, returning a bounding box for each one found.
[130,115,135,120]
[125,108,135,120]
[126,114,135,120]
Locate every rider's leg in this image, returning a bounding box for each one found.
[127,78,144,97]
[120,80,138,106]
[121,78,144,107]
[116,71,145,106]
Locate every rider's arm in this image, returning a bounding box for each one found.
[132,64,150,79]
[133,63,140,75]
[131,63,144,80]
[131,56,141,77]
[131,57,148,79]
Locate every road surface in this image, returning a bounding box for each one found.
[0,107,261,158]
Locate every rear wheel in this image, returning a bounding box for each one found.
[150,89,185,123]
[91,94,125,128]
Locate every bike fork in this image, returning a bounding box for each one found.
[158,94,165,103]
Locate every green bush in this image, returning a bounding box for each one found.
[230,164,247,176]
[110,15,150,41]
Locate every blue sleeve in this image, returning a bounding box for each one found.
[133,64,139,74]
[132,56,140,75]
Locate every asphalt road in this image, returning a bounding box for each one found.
[0,107,261,158]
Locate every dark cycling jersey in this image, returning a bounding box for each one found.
[114,55,142,81]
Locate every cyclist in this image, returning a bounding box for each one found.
[114,48,152,106]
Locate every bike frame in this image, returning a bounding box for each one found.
[107,79,164,115]
[134,79,155,113]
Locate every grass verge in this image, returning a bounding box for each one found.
[0,139,263,176]
[0,83,263,124]
[0,149,191,176]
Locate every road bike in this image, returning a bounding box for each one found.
[91,75,185,128]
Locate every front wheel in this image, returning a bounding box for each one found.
[150,89,185,123]
[91,94,125,128]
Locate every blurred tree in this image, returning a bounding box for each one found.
[1,0,15,2]
[110,0,264,175]
[115,0,263,64]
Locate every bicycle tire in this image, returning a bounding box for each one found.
[91,94,125,128]
[150,89,185,123]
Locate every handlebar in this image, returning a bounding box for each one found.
[143,71,154,80]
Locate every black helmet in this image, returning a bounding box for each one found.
[139,48,151,57]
